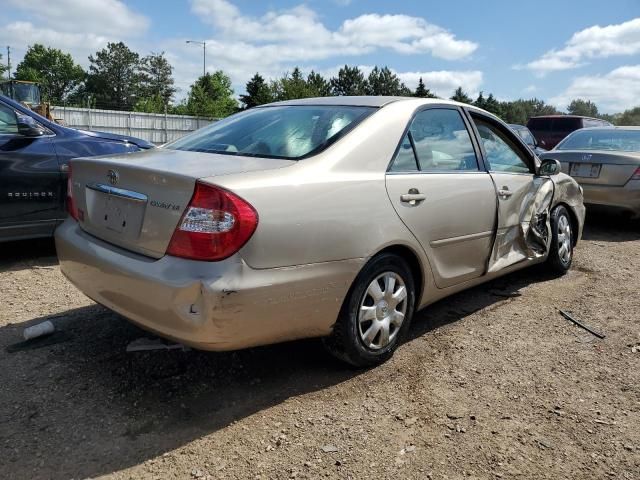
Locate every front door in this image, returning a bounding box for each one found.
[470,114,554,272]
[0,101,62,239]
[386,106,497,289]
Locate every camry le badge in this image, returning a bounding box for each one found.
[107,169,119,185]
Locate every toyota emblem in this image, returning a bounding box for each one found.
[107,169,119,185]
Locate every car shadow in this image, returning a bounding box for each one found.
[0,261,552,479]
[0,237,58,272]
[581,209,640,242]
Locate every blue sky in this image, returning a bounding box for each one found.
[1,0,639,112]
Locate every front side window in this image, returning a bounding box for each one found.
[474,119,531,174]
[390,108,479,172]
[0,103,18,134]
[165,105,375,160]
[557,129,640,152]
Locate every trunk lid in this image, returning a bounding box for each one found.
[542,150,640,186]
[70,148,295,258]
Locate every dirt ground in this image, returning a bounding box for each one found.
[0,212,638,480]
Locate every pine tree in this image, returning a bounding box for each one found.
[330,65,368,96]
[413,77,437,98]
[240,73,274,108]
[450,86,473,104]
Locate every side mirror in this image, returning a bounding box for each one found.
[538,158,561,176]
[16,114,46,137]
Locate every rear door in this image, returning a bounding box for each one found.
[469,112,554,272]
[385,106,497,289]
[0,100,62,239]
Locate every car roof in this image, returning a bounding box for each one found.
[262,96,465,108]
[572,126,640,131]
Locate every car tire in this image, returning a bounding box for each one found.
[323,253,415,367]
[546,205,573,274]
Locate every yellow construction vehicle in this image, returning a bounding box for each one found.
[0,80,60,122]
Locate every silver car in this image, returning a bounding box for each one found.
[55,97,585,367]
[540,126,640,218]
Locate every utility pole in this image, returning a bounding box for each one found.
[6,46,10,79]
[186,40,206,78]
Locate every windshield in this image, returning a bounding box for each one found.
[10,83,41,104]
[557,129,640,152]
[165,105,376,160]
[512,126,535,145]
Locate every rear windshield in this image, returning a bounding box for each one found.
[552,117,582,135]
[165,105,376,160]
[527,118,551,131]
[557,129,640,152]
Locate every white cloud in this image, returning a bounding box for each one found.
[0,21,114,74]
[5,0,149,37]
[190,0,477,60]
[523,84,538,94]
[549,65,640,112]
[522,17,640,75]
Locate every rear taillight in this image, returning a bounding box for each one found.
[166,182,258,261]
[66,163,79,221]
[632,167,640,180]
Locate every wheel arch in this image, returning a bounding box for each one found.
[368,244,425,306]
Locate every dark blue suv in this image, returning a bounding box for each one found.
[0,94,153,242]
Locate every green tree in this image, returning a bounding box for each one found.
[366,66,407,96]
[86,42,141,110]
[0,53,7,79]
[306,70,331,97]
[330,65,368,96]
[450,86,473,104]
[476,93,502,117]
[272,67,313,100]
[185,71,237,118]
[138,52,175,108]
[240,73,274,108]
[567,99,599,117]
[500,99,558,124]
[133,94,166,113]
[14,44,85,103]
[616,106,640,126]
[413,77,437,98]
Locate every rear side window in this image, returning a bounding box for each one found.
[165,105,375,160]
[390,108,479,172]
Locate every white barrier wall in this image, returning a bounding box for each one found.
[50,106,216,144]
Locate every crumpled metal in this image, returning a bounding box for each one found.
[488,178,554,273]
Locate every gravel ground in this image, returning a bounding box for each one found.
[0,212,638,480]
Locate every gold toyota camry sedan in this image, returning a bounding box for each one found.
[55,97,585,366]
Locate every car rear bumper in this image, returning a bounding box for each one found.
[55,219,362,351]
[582,180,640,216]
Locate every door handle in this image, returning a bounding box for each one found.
[498,187,513,198]
[400,192,426,203]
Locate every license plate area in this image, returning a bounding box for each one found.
[85,183,147,239]
[570,162,601,178]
